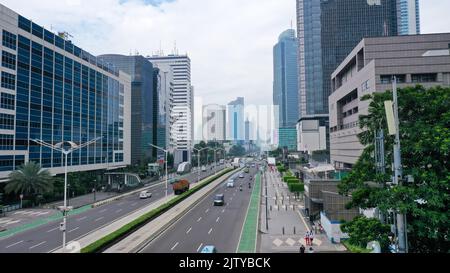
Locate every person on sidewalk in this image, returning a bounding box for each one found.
[305,231,310,246]
[299,245,306,253]
[309,230,315,246]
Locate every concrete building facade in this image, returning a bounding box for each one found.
[202,104,226,142]
[329,33,450,169]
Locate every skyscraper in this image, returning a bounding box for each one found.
[397,0,420,35]
[296,0,401,153]
[203,104,226,142]
[273,29,299,150]
[147,54,193,165]
[227,97,244,143]
[98,54,158,165]
[0,4,131,180]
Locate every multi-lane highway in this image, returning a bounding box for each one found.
[0,165,226,253]
[140,164,258,253]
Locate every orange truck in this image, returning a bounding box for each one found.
[171,179,190,195]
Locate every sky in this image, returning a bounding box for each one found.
[1,0,449,108]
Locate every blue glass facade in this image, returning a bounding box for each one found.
[397,0,420,35]
[273,29,299,128]
[0,8,128,177]
[278,127,297,151]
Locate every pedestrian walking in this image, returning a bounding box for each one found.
[304,231,310,246]
[299,245,306,253]
[309,230,315,246]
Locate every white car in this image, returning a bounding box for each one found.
[239,173,245,179]
[201,166,207,172]
[226,179,235,188]
[139,190,152,199]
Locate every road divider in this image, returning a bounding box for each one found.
[79,168,237,253]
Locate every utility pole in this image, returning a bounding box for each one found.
[385,77,408,253]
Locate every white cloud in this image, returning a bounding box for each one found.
[1,0,296,107]
[1,0,449,109]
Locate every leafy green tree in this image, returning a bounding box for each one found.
[228,145,246,157]
[5,162,54,205]
[341,216,391,251]
[338,85,449,253]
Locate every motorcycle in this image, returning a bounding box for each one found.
[248,183,251,189]
[239,185,243,191]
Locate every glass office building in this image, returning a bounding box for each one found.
[397,0,420,35]
[0,4,131,180]
[97,54,161,165]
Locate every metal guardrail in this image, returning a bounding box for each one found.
[0,204,21,216]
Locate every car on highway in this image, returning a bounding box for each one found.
[139,190,152,199]
[226,179,235,188]
[239,172,245,179]
[244,168,250,173]
[214,194,225,206]
[200,245,217,253]
[201,166,207,172]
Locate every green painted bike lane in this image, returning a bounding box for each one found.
[0,205,91,238]
[237,172,261,253]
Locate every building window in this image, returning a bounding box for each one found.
[0,134,14,150]
[412,73,437,83]
[2,30,17,50]
[2,51,16,70]
[1,93,15,110]
[18,15,31,32]
[0,113,15,130]
[1,72,16,90]
[361,80,370,92]
[380,75,406,84]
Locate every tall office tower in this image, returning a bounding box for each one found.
[296,0,399,154]
[273,29,299,150]
[98,54,158,165]
[0,4,131,181]
[397,0,420,35]
[227,97,245,144]
[154,68,172,154]
[202,104,226,142]
[147,54,192,165]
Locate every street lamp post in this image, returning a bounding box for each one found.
[213,148,226,175]
[32,137,101,253]
[149,144,170,199]
[193,147,208,184]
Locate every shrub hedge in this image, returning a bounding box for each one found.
[81,168,233,253]
[288,183,305,193]
[283,176,296,183]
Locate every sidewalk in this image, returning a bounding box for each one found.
[258,170,347,253]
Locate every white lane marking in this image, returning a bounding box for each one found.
[6,240,24,249]
[197,217,202,222]
[99,209,108,213]
[76,216,87,222]
[5,220,20,225]
[68,227,79,233]
[171,242,179,251]
[116,209,123,213]
[230,197,233,201]
[216,217,220,223]
[208,228,213,235]
[131,202,138,206]
[197,243,203,253]
[95,217,104,222]
[205,209,209,214]
[222,209,225,213]
[47,227,59,233]
[186,227,192,234]
[29,241,46,250]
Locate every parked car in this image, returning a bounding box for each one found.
[214,194,225,206]
[226,179,235,188]
[139,190,152,199]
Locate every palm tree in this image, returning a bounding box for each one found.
[5,162,54,204]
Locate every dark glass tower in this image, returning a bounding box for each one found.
[98,54,157,165]
[297,0,399,117]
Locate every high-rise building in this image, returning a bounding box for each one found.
[98,54,159,165]
[202,104,226,142]
[397,0,420,35]
[0,4,131,181]
[147,54,193,165]
[273,29,299,150]
[227,97,245,143]
[296,0,401,154]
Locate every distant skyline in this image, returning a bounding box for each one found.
[2,0,449,107]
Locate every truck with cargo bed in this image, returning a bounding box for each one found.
[171,179,190,195]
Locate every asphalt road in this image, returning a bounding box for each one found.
[0,165,226,253]
[140,165,258,253]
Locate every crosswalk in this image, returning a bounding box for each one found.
[0,210,51,227]
[12,210,50,217]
